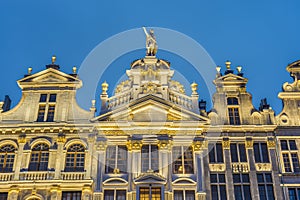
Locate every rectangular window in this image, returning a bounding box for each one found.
[141,144,159,173]
[104,190,126,200]
[233,173,252,200]
[209,143,224,163]
[254,142,269,163]
[230,143,247,163]
[228,107,241,125]
[62,191,82,200]
[174,190,195,200]
[172,146,194,174]
[140,187,161,200]
[257,173,275,200]
[0,193,8,200]
[210,173,227,200]
[281,140,300,173]
[36,94,56,122]
[105,145,127,174]
[288,188,300,200]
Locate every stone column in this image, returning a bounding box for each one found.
[268,137,283,199]
[95,138,107,193]
[50,186,61,200]
[158,138,172,197]
[8,187,19,200]
[223,138,234,200]
[54,134,66,179]
[127,139,142,179]
[246,138,259,200]
[13,134,26,180]
[85,134,95,179]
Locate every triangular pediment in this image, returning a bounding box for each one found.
[93,95,210,123]
[217,73,247,82]
[134,172,166,184]
[17,68,81,89]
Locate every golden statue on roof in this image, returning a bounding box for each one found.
[143,27,158,56]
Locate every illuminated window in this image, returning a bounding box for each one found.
[65,144,85,172]
[141,144,159,173]
[140,187,161,200]
[257,173,275,200]
[29,143,49,171]
[254,142,269,163]
[210,173,227,200]
[280,140,300,173]
[172,146,194,174]
[209,143,224,163]
[230,143,247,162]
[104,190,126,200]
[62,191,81,200]
[105,145,127,174]
[36,94,57,122]
[227,97,240,125]
[0,144,16,173]
[174,190,195,200]
[233,174,252,200]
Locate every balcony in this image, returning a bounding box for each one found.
[232,163,249,173]
[19,171,55,180]
[61,171,85,180]
[0,173,13,181]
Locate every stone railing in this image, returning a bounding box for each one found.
[61,171,85,180]
[232,163,249,173]
[107,90,131,110]
[19,171,55,180]
[0,173,13,181]
[169,90,192,110]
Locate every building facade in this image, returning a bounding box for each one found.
[0,39,300,200]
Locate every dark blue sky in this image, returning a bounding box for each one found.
[1,0,300,114]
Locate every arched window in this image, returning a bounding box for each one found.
[0,144,16,173]
[65,144,85,172]
[29,143,49,171]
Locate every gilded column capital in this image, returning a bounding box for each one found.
[267,138,276,149]
[245,138,253,149]
[18,134,26,144]
[96,141,107,151]
[157,140,172,151]
[192,140,208,152]
[222,138,230,149]
[127,140,142,151]
[57,133,66,143]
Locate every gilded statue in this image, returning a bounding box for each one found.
[143,27,158,56]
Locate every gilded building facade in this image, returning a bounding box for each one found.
[0,39,300,200]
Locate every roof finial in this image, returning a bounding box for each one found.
[225,60,231,69]
[72,66,77,74]
[237,66,242,73]
[52,55,56,64]
[28,67,32,75]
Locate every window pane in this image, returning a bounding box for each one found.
[261,143,270,163]
[173,147,182,174]
[0,193,8,200]
[265,173,272,183]
[141,145,149,172]
[216,144,223,163]
[266,185,275,200]
[233,174,241,183]
[37,105,46,122]
[257,174,264,183]
[209,144,216,163]
[62,191,82,200]
[104,190,114,200]
[283,153,292,172]
[219,174,226,183]
[230,144,238,162]
[289,140,297,150]
[234,108,241,125]
[220,185,227,200]
[288,188,296,200]
[116,190,126,200]
[185,190,195,200]
[281,140,288,150]
[140,188,150,200]
[151,145,159,172]
[253,143,261,163]
[211,186,218,200]
[210,174,217,183]
[174,190,183,200]
[117,146,127,173]
[243,185,252,200]
[184,147,194,174]
[227,97,238,105]
[291,153,300,173]
[105,146,116,173]
[242,174,250,183]
[49,94,57,102]
[46,105,55,122]
[39,94,47,102]
[239,144,247,162]
[258,185,267,200]
[151,188,161,200]
[234,186,243,200]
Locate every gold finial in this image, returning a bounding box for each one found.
[225,60,231,69]
[52,55,56,64]
[237,66,242,73]
[72,66,77,74]
[216,66,221,73]
[28,67,32,75]
[101,81,109,95]
[191,82,198,95]
[91,99,96,107]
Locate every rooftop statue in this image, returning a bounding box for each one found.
[143,27,158,56]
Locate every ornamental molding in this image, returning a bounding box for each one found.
[127,140,143,151]
[209,164,226,172]
[232,163,249,173]
[255,163,272,171]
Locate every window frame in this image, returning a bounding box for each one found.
[172,146,194,174]
[280,140,300,173]
[104,189,127,200]
[253,142,270,163]
[141,144,159,173]
[64,143,85,172]
[288,188,300,200]
[233,173,252,200]
[139,186,162,200]
[210,173,227,200]
[230,143,247,163]
[173,189,195,200]
[209,143,224,163]
[105,145,128,174]
[0,144,16,173]
[36,93,57,122]
[28,143,49,171]
[257,173,275,200]
[62,191,82,200]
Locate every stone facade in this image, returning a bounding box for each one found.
[0,51,300,200]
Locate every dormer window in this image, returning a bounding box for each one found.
[227,97,241,125]
[37,94,57,122]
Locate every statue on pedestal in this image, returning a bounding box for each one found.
[143,27,158,56]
